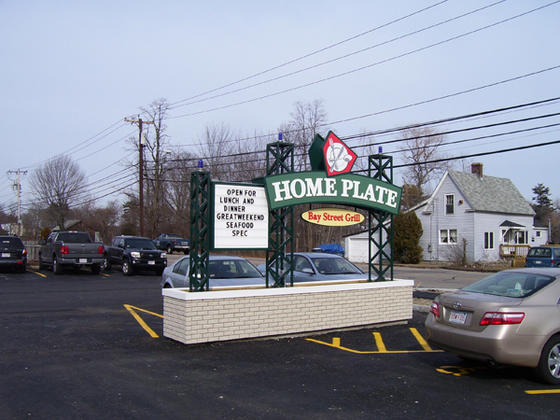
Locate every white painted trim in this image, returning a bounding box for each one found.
[162,279,414,301]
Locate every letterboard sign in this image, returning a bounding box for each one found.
[213,183,269,249]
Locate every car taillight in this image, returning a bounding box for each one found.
[479,312,525,326]
[22,249,27,256]
[60,245,70,255]
[98,245,105,254]
[430,301,440,318]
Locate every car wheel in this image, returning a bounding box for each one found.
[53,256,63,274]
[167,245,172,254]
[91,264,101,274]
[536,335,560,384]
[163,283,172,288]
[122,260,133,276]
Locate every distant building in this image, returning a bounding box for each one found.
[410,163,547,263]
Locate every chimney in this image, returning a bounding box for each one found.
[471,162,483,178]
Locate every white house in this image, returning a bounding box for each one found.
[411,163,548,263]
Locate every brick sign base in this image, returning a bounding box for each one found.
[162,280,413,345]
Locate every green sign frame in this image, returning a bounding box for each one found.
[264,171,402,215]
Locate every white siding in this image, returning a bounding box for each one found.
[472,213,533,261]
[415,176,474,262]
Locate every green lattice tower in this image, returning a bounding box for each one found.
[265,141,294,287]
[189,170,211,291]
[368,154,394,281]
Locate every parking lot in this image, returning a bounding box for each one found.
[1,267,559,419]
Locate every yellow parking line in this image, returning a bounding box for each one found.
[373,332,387,352]
[123,304,163,338]
[525,389,560,395]
[30,270,47,278]
[409,327,435,351]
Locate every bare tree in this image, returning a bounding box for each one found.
[400,127,447,198]
[280,99,327,171]
[29,155,87,229]
[139,98,171,237]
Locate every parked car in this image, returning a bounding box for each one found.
[154,233,190,254]
[0,235,27,272]
[425,268,560,384]
[525,246,560,267]
[161,255,264,289]
[38,231,105,274]
[104,236,167,276]
[258,252,369,283]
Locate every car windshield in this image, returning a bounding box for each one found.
[462,271,555,298]
[310,257,363,275]
[209,259,262,279]
[126,239,156,249]
[528,247,552,257]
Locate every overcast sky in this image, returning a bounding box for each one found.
[1,0,559,214]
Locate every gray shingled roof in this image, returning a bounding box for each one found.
[448,170,535,216]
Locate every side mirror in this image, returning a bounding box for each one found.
[302,268,314,275]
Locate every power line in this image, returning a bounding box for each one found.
[169,2,560,120]
[169,1,506,111]
[168,0,450,108]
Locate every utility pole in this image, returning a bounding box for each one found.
[7,169,27,236]
[125,116,154,236]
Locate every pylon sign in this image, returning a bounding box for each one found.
[263,131,401,214]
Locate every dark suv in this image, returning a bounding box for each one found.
[525,246,560,267]
[0,235,27,272]
[104,236,167,275]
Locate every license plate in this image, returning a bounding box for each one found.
[79,258,88,263]
[2,253,10,257]
[148,260,155,265]
[449,310,467,325]
[535,261,542,264]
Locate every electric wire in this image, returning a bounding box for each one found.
[168,0,450,108]
[169,1,560,120]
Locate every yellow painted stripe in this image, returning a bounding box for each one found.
[305,337,443,354]
[125,305,164,318]
[30,270,47,278]
[101,273,110,277]
[525,389,560,395]
[373,332,387,352]
[123,304,161,338]
[409,327,433,351]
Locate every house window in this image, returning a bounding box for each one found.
[536,231,541,238]
[445,194,454,215]
[484,232,494,250]
[440,229,458,244]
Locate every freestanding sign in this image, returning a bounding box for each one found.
[212,183,269,249]
[264,171,401,214]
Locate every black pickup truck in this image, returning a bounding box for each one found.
[104,235,167,276]
[154,233,190,254]
[38,231,105,274]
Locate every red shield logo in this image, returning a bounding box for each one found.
[322,132,357,176]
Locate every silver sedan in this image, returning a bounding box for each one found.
[425,268,560,384]
[161,255,264,289]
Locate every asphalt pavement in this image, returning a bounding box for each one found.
[2,265,559,419]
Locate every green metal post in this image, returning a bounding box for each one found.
[265,141,294,287]
[368,154,394,281]
[189,170,211,291]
